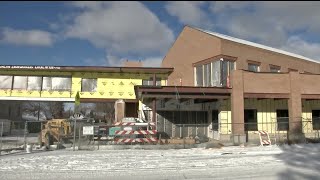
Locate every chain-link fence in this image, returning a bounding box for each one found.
[212,118,320,145]
[0,120,43,154]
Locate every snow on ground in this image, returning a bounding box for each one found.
[0,143,320,180]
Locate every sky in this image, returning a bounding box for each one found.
[1,1,320,67]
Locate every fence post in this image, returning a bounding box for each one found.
[24,121,28,149]
[78,123,81,150]
[183,124,185,149]
[73,119,77,151]
[0,122,3,155]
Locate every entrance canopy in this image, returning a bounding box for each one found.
[134,86,231,100]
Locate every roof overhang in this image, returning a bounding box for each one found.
[0,65,174,74]
[134,86,231,100]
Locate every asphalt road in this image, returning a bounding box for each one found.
[0,145,319,180]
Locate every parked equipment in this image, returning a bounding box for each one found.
[39,119,72,147]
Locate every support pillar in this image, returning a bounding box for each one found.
[152,73,157,125]
[288,71,304,143]
[231,70,246,144]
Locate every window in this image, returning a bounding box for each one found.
[248,63,260,72]
[244,109,257,131]
[81,78,97,92]
[13,76,27,90]
[270,65,281,73]
[288,68,298,72]
[312,110,320,130]
[203,63,211,86]
[212,110,219,131]
[27,76,42,90]
[0,75,13,89]
[42,76,71,91]
[276,110,289,131]
[142,77,161,86]
[195,65,203,86]
[195,59,235,87]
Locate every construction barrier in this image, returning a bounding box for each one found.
[256,130,272,146]
[113,122,158,144]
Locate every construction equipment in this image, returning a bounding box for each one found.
[39,119,72,147]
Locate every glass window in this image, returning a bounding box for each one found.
[27,76,42,90]
[312,110,320,130]
[203,63,211,87]
[13,76,27,90]
[248,63,260,72]
[270,65,280,73]
[52,77,71,91]
[142,77,161,86]
[244,109,258,131]
[276,110,289,131]
[42,77,52,91]
[81,78,97,92]
[211,61,220,87]
[196,65,203,86]
[0,75,13,89]
[42,76,71,91]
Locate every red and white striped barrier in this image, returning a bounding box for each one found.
[255,130,272,146]
[115,138,158,143]
[114,122,156,126]
[115,130,157,135]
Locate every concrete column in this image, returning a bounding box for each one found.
[288,71,303,142]
[231,70,245,135]
[115,99,125,123]
[152,73,157,123]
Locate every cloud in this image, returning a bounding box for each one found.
[282,36,320,60]
[65,1,174,59]
[0,28,54,46]
[209,1,320,60]
[165,2,210,27]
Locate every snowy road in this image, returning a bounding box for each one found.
[0,144,320,180]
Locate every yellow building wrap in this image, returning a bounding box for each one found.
[0,69,169,101]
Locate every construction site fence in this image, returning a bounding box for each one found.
[213,118,320,144]
[0,120,43,154]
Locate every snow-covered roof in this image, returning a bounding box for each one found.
[194,27,320,64]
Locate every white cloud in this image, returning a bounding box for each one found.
[209,1,320,60]
[1,28,54,46]
[65,1,174,59]
[165,2,210,27]
[282,36,320,60]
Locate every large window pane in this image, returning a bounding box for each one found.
[212,61,220,87]
[13,76,27,90]
[0,75,13,89]
[196,65,203,86]
[81,78,97,92]
[42,77,52,90]
[248,63,260,72]
[221,61,228,87]
[52,77,71,91]
[244,109,258,131]
[42,76,71,91]
[203,63,211,87]
[27,76,42,90]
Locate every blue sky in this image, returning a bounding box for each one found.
[1,1,320,67]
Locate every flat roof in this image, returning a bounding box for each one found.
[191,26,320,64]
[0,65,174,74]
